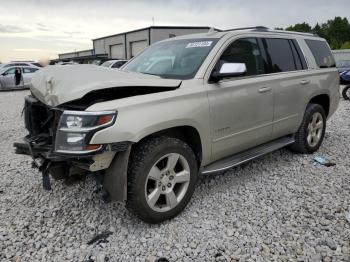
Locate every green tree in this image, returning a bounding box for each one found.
[325,17,350,49]
[286,22,312,33]
[312,23,327,38]
[283,17,350,49]
[341,41,350,49]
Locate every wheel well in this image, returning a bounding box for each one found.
[309,94,330,117]
[137,126,203,165]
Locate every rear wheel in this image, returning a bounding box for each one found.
[290,103,326,154]
[342,85,350,100]
[126,136,198,223]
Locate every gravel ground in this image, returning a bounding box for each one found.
[1,90,350,262]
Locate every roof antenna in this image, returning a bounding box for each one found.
[207,27,218,36]
[152,17,155,26]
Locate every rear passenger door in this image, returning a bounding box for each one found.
[261,38,309,139]
[22,67,38,87]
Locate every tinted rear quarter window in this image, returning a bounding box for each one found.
[264,38,296,73]
[305,40,335,68]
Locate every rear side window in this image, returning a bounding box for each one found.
[264,38,296,73]
[111,61,126,68]
[305,40,335,68]
[23,67,38,73]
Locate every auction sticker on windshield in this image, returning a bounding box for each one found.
[186,41,213,48]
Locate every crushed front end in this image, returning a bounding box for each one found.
[14,94,131,203]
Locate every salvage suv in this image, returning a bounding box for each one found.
[15,27,339,223]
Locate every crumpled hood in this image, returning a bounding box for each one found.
[30,64,181,106]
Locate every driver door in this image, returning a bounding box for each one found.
[206,37,274,161]
[0,67,16,88]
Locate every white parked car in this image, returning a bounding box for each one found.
[0,62,42,69]
[101,60,128,69]
[55,61,78,65]
[0,66,40,90]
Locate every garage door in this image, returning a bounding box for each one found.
[110,44,124,59]
[130,40,148,58]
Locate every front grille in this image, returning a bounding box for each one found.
[24,95,61,145]
[24,96,48,136]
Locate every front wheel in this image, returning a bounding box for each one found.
[342,85,350,100]
[290,103,326,154]
[126,136,198,223]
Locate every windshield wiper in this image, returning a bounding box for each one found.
[140,72,162,77]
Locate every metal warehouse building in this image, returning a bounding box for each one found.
[55,26,211,64]
[55,49,108,64]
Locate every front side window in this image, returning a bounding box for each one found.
[3,68,16,75]
[124,38,218,80]
[305,40,335,68]
[264,38,297,73]
[217,38,267,76]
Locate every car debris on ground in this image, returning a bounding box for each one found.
[313,155,336,167]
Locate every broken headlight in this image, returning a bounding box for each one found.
[55,110,116,154]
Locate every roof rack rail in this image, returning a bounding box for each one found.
[220,26,269,32]
[217,26,319,37]
[270,29,318,37]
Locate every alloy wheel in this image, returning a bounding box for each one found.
[307,112,324,147]
[144,153,190,212]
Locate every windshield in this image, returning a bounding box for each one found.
[101,61,114,67]
[336,60,350,68]
[123,38,218,80]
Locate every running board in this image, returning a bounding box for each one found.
[201,136,295,174]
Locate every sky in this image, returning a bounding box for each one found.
[0,0,349,63]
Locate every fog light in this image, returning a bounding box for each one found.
[67,133,85,144]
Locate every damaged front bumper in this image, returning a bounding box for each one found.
[14,136,130,171]
[14,95,133,203]
[14,138,132,203]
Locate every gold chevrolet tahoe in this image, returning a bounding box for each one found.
[14,27,340,223]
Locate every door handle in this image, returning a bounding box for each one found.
[300,79,310,85]
[258,87,272,93]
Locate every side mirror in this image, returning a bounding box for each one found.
[210,63,247,82]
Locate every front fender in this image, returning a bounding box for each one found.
[88,89,212,166]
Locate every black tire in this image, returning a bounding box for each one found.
[342,85,350,100]
[289,103,326,154]
[126,136,198,224]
